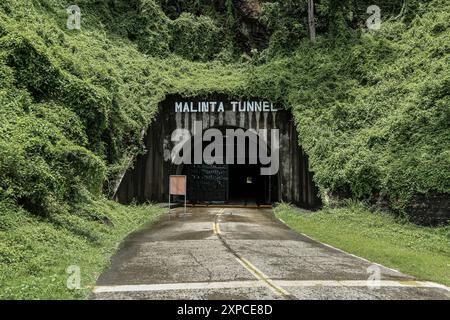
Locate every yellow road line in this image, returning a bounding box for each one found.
[213,222,219,235]
[236,257,291,298]
[213,209,292,299]
[213,209,224,234]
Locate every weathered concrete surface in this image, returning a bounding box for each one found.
[115,96,321,208]
[93,207,450,300]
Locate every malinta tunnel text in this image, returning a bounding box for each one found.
[175,100,278,113]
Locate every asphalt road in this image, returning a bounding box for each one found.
[93,207,450,300]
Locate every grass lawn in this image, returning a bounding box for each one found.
[0,200,165,299]
[274,203,450,286]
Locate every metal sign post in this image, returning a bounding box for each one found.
[169,175,187,218]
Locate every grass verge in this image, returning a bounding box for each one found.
[274,202,450,286]
[0,200,165,299]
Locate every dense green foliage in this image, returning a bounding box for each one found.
[0,0,448,298]
[275,203,450,285]
[1,0,447,219]
[261,1,450,211]
[0,0,450,222]
[0,200,164,299]
[170,13,222,61]
[0,0,246,215]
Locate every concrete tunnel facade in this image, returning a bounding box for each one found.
[114,94,321,208]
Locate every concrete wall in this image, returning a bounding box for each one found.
[115,95,321,208]
[406,193,450,226]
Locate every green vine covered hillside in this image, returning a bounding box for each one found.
[1,0,448,219]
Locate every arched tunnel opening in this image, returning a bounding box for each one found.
[178,125,279,206]
[114,95,321,209]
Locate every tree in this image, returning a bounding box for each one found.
[308,0,316,41]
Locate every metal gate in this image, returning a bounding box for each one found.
[186,164,228,203]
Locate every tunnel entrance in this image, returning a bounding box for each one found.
[180,126,278,205]
[114,95,321,209]
[228,163,276,205]
[183,163,274,205]
[228,163,261,205]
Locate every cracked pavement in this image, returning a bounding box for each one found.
[93,207,450,300]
